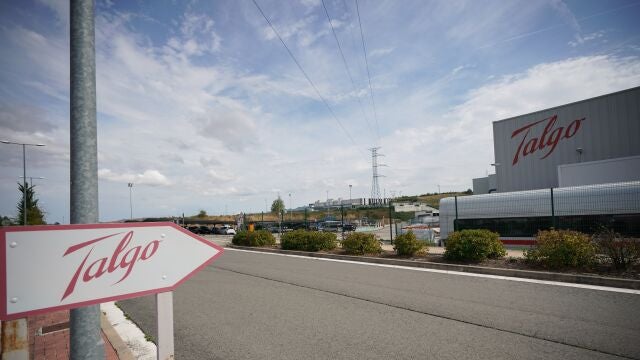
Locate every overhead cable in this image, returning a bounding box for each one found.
[321,0,375,139]
[252,0,364,155]
[355,0,380,141]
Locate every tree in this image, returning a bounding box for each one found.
[271,197,285,233]
[197,209,207,218]
[16,183,46,225]
[271,197,285,216]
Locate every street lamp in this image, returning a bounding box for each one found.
[1,140,46,225]
[128,183,134,219]
[349,184,352,205]
[288,193,292,221]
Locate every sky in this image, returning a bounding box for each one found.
[1,0,639,223]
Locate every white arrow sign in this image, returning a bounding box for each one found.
[1,222,223,320]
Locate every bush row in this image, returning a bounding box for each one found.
[233,227,639,271]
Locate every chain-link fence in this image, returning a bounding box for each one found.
[441,181,640,239]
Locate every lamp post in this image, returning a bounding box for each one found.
[288,193,292,221]
[128,183,134,219]
[349,184,352,206]
[1,140,46,226]
[326,190,329,219]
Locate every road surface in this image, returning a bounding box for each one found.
[118,248,640,360]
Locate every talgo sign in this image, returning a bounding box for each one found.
[1,222,223,320]
[511,114,585,165]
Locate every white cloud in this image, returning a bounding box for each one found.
[98,169,172,186]
[369,47,394,58]
[568,31,606,47]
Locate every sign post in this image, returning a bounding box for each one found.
[156,292,174,360]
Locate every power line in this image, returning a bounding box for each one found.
[355,0,380,141]
[251,0,363,155]
[321,0,375,139]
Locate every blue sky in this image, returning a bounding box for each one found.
[1,0,639,223]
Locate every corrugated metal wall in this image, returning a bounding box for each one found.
[493,86,640,192]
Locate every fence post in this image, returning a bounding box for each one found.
[550,187,556,229]
[389,201,393,244]
[454,196,458,231]
[340,205,345,240]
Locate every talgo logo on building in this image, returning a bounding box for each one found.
[511,115,585,165]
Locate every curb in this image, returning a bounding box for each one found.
[101,313,136,360]
[228,245,640,290]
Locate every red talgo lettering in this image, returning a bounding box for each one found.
[61,231,162,301]
[511,115,585,165]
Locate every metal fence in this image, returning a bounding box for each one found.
[448,181,640,238]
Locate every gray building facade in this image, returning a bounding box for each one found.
[492,86,640,192]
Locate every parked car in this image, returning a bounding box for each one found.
[187,226,199,233]
[343,224,356,232]
[197,225,211,234]
[221,227,236,235]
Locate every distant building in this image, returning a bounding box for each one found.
[393,202,438,213]
[309,197,391,209]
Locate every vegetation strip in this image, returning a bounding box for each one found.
[227,245,640,290]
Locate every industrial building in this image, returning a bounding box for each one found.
[473,86,640,194]
[443,87,640,243]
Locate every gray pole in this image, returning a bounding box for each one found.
[128,183,133,219]
[22,144,26,226]
[70,0,103,359]
[388,201,393,244]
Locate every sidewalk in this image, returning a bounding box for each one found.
[27,310,119,360]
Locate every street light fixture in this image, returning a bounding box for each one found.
[1,140,46,226]
[19,176,46,187]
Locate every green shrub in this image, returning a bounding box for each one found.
[592,228,640,270]
[394,231,427,256]
[232,230,276,247]
[444,229,506,262]
[524,230,595,269]
[280,230,337,252]
[342,232,382,255]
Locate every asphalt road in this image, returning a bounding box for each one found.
[118,248,640,360]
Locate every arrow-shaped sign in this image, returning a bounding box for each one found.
[1,222,223,320]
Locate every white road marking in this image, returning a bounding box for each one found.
[225,248,640,295]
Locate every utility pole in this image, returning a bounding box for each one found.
[349,184,352,207]
[70,0,104,358]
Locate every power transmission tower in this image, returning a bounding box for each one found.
[369,147,386,205]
